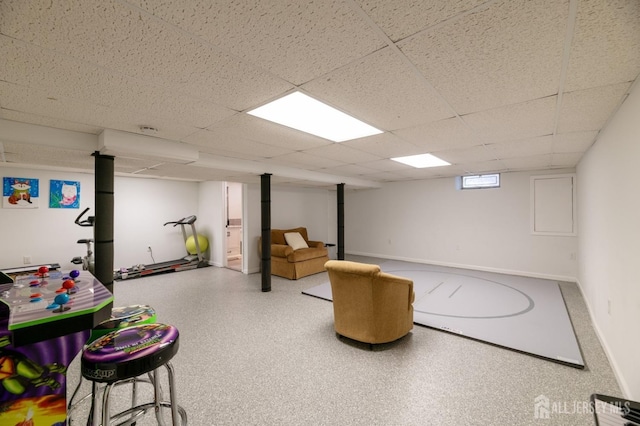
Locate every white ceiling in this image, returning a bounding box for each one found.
[0,0,638,188]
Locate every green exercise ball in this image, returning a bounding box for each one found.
[186,234,209,255]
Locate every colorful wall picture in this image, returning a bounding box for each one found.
[2,177,39,208]
[49,180,80,209]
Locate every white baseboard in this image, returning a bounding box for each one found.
[574,279,630,399]
[345,251,577,282]
[207,259,259,275]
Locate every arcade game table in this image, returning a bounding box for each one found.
[0,267,113,425]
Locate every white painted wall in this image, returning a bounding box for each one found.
[577,81,640,399]
[270,186,332,243]
[0,168,202,271]
[345,170,578,281]
[113,177,200,269]
[198,180,225,267]
[0,167,95,269]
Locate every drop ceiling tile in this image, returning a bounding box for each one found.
[551,152,583,168]
[341,132,424,158]
[462,160,509,174]
[0,1,292,111]
[264,152,347,170]
[564,0,640,92]
[182,128,294,158]
[462,96,557,143]
[552,131,598,153]
[0,109,101,135]
[0,81,201,141]
[83,73,236,130]
[2,142,95,170]
[353,0,489,42]
[0,36,236,129]
[359,159,413,172]
[302,47,453,130]
[485,136,554,160]
[393,117,478,151]
[130,0,385,85]
[434,145,497,165]
[358,170,408,182]
[557,82,631,133]
[0,0,635,186]
[302,143,382,163]
[202,114,331,151]
[501,155,553,171]
[319,164,379,177]
[399,0,569,114]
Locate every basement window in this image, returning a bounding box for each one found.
[460,173,500,190]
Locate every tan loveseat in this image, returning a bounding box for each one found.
[260,227,329,280]
[325,260,415,344]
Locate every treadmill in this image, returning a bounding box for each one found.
[114,215,208,280]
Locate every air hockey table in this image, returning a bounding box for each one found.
[0,268,113,425]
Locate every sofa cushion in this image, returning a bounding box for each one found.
[284,232,309,250]
[287,247,328,262]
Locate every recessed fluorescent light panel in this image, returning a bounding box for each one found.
[247,91,382,142]
[391,153,450,168]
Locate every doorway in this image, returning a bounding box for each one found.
[225,182,243,271]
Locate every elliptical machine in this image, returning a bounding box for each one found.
[71,207,95,274]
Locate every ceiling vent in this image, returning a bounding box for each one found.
[139,125,159,135]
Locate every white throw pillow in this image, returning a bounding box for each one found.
[284,232,309,250]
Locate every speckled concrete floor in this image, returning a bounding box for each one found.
[67,255,621,426]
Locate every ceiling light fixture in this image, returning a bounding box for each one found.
[391,153,450,168]
[247,91,382,142]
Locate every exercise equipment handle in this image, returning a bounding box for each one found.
[163,215,197,227]
[74,207,95,227]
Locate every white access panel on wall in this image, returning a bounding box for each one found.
[530,174,576,235]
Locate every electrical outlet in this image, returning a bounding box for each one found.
[23,255,31,264]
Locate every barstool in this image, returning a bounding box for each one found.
[81,323,186,425]
[67,304,158,424]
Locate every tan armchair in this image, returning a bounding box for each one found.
[324,260,415,344]
[259,227,329,280]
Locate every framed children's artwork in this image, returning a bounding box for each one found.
[2,177,40,208]
[49,180,81,209]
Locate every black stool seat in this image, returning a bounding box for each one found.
[81,323,179,383]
